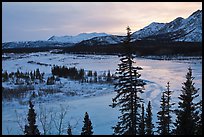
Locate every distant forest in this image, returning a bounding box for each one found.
[2,40,202,56]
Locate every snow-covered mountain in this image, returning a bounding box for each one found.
[2,40,74,49]
[76,35,126,46]
[2,10,202,49]
[174,10,202,42]
[131,22,165,40]
[78,10,202,46]
[48,32,109,43]
[132,9,202,42]
[2,32,109,49]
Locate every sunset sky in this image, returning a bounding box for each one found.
[2,2,202,42]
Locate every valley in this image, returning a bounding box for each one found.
[2,52,202,135]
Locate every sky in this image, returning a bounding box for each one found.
[2,2,202,42]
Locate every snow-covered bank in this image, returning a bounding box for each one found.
[2,52,202,135]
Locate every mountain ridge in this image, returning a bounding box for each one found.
[2,9,202,49]
[47,32,109,43]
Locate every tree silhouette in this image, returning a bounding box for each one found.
[157,82,174,135]
[138,103,145,135]
[24,100,40,135]
[145,101,154,135]
[173,67,201,135]
[112,26,145,135]
[81,112,93,135]
[67,124,72,135]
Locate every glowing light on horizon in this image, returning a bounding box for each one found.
[2,2,202,42]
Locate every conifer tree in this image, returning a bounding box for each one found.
[79,69,85,82]
[24,100,40,135]
[30,71,35,81]
[81,112,93,135]
[106,70,112,82]
[173,67,201,135]
[138,103,145,135]
[94,71,97,83]
[112,26,145,135]
[157,82,174,135]
[67,124,72,135]
[35,68,40,79]
[2,71,9,82]
[156,92,168,135]
[145,101,154,135]
[164,82,174,134]
[87,70,92,77]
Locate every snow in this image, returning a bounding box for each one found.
[132,22,165,40]
[78,35,125,46]
[2,52,202,135]
[48,32,109,43]
[2,40,72,49]
[132,10,202,42]
[2,10,201,50]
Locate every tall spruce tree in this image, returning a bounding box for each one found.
[81,112,93,135]
[164,82,174,134]
[112,26,145,135]
[24,100,40,135]
[138,103,145,135]
[156,92,168,135]
[157,82,174,135]
[173,67,201,135]
[145,101,154,135]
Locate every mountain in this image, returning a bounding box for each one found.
[76,35,126,46]
[48,32,109,43]
[2,32,109,49]
[2,10,202,50]
[76,10,202,46]
[132,9,202,42]
[2,40,74,49]
[131,22,165,40]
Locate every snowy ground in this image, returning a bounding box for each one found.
[2,52,202,135]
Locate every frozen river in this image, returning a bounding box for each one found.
[2,52,202,135]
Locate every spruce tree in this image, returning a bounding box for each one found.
[157,82,174,135]
[67,124,72,135]
[2,71,9,82]
[156,92,168,135]
[81,112,93,135]
[138,103,145,135]
[79,69,85,82]
[35,68,40,79]
[106,70,112,82]
[164,82,174,134]
[24,100,40,135]
[112,26,145,135]
[173,67,201,135]
[93,71,97,83]
[145,101,154,135]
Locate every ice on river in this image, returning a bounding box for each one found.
[2,52,202,135]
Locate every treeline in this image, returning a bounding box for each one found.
[62,40,202,56]
[51,65,84,80]
[2,40,202,56]
[2,66,115,101]
[2,47,58,53]
[51,65,114,83]
[2,69,44,85]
